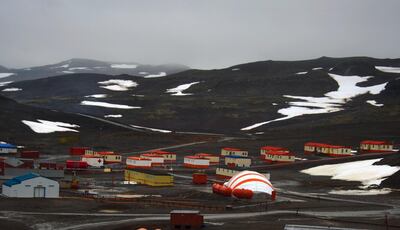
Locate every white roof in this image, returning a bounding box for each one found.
[224,170,274,195]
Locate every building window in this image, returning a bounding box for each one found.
[25,185,31,187]
[49,185,55,187]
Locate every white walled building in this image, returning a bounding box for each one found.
[2,173,59,198]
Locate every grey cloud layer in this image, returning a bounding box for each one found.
[0,0,399,69]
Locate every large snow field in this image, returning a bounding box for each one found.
[166,82,200,96]
[241,73,388,130]
[144,72,167,78]
[22,119,80,133]
[98,79,138,91]
[301,158,400,188]
[81,100,141,109]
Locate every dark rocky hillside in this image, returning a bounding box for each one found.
[1,57,399,142]
[0,95,205,155]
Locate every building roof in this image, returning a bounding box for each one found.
[170,210,200,214]
[127,156,151,161]
[81,155,102,158]
[141,153,164,158]
[225,170,274,195]
[3,173,40,187]
[266,151,294,156]
[222,147,244,151]
[305,142,350,149]
[0,143,17,149]
[98,151,118,155]
[261,146,288,151]
[151,150,176,155]
[185,155,209,160]
[361,140,391,145]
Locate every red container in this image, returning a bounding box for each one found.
[192,173,207,184]
[39,162,57,169]
[212,183,232,196]
[20,151,40,159]
[20,159,34,169]
[66,160,88,169]
[220,186,232,196]
[232,189,253,199]
[70,147,90,156]
[170,210,203,230]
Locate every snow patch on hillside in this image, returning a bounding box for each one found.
[301,158,400,187]
[81,100,141,109]
[0,73,14,79]
[375,66,400,73]
[312,67,323,70]
[2,88,22,92]
[69,67,90,71]
[0,81,13,87]
[295,71,307,75]
[366,100,383,107]
[166,82,200,96]
[104,114,122,118]
[131,124,172,133]
[144,72,167,78]
[110,64,137,69]
[22,119,79,133]
[98,79,138,91]
[241,73,388,130]
[85,94,107,98]
[62,70,75,74]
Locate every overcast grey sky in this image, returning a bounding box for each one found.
[0,0,399,69]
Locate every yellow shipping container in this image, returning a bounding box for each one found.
[124,169,173,186]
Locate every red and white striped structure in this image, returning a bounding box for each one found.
[184,156,210,169]
[195,153,220,164]
[304,142,353,157]
[150,150,177,162]
[360,140,394,153]
[81,155,104,168]
[224,170,275,196]
[221,148,248,157]
[126,157,152,169]
[140,153,164,166]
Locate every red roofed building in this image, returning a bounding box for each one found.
[126,157,152,169]
[360,140,394,153]
[263,151,295,163]
[184,156,210,169]
[221,148,248,157]
[140,153,164,166]
[195,153,220,164]
[97,151,122,164]
[150,150,176,162]
[304,142,353,157]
